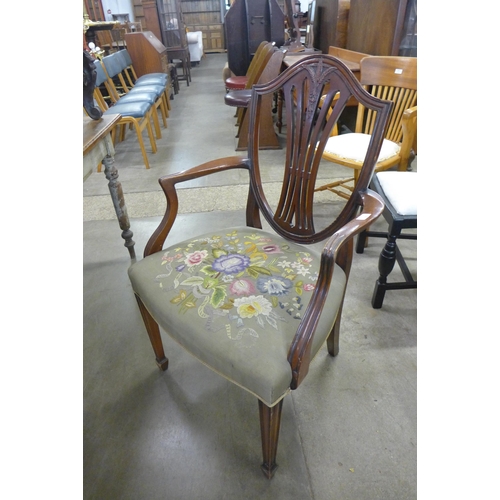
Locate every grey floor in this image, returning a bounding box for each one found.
[83,53,417,499]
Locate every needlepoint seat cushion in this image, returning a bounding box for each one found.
[128,226,347,407]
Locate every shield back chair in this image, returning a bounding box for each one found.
[315,56,417,200]
[127,55,393,478]
[101,52,168,139]
[355,170,417,308]
[92,59,157,170]
[118,49,172,114]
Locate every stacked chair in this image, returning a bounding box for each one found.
[92,58,157,170]
[117,49,172,114]
[101,51,169,139]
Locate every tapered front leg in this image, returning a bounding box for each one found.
[135,294,169,371]
[258,399,283,479]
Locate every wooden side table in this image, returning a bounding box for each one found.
[83,114,136,259]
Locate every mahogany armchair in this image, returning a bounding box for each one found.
[127,55,393,478]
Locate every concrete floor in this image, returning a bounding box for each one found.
[83,53,417,499]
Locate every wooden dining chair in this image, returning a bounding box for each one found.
[127,55,393,478]
[100,52,168,139]
[92,57,157,169]
[316,56,417,200]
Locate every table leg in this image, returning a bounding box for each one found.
[102,154,136,259]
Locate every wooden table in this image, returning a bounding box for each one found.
[83,114,136,259]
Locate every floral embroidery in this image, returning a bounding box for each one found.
[155,230,318,341]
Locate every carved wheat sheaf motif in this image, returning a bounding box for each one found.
[304,60,337,118]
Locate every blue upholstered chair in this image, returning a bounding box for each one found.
[92,59,157,170]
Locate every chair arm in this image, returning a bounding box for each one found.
[143,156,251,257]
[399,105,417,171]
[287,189,385,389]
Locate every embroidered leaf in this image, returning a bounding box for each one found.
[212,248,228,258]
[271,296,279,308]
[184,301,196,309]
[244,242,257,253]
[256,315,265,328]
[296,281,303,287]
[248,265,272,276]
[201,265,217,276]
[295,287,303,296]
[203,277,220,289]
[171,290,187,304]
[269,265,281,273]
[266,315,278,329]
[211,287,227,308]
[181,276,205,286]
[198,296,210,318]
[247,267,259,279]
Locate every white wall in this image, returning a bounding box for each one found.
[101,0,135,22]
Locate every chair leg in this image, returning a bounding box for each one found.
[258,399,283,479]
[129,119,153,169]
[135,294,169,371]
[372,234,398,309]
[355,228,368,254]
[326,304,343,357]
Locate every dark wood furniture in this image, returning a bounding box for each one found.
[127,55,393,478]
[346,0,410,55]
[181,0,226,53]
[224,0,285,76]
[124,31,169,77]
[156,0,191,85]
[356,171,417,308]
[313,0,350,54]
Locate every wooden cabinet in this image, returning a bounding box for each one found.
[313,0,350,54]
[156,0,188,49]
[181,0,225,53]
[346,0,409,56]
[124,31,169,76]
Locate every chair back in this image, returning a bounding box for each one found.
[244,42,275,89]
[357,56,417,145]
[246,55,393,242]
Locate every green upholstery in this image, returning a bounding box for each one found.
[129,226,347,407]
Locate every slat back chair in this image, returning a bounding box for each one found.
[127,55,393,478]
[92,59,157,169]
[117,49,172,114]
[101,52,168,138]
[316,56,417,200]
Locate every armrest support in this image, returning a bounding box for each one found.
[287,190,385,389]
[144,156,251,256]
[399,105,417,171]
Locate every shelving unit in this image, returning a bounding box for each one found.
[180,0,226,52]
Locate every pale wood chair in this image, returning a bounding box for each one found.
[92,57,157,169]
[316,56,417,200]
[127,55,393,478]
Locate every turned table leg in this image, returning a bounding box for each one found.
[102,154,136,259]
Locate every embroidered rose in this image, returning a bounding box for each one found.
[261,244,282,254]
[212,254,250,274]
[230,278,256,296]
[303,283,315,291]
[184,250,208,267]
[256,276,293,296]
[234,295,272,318]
